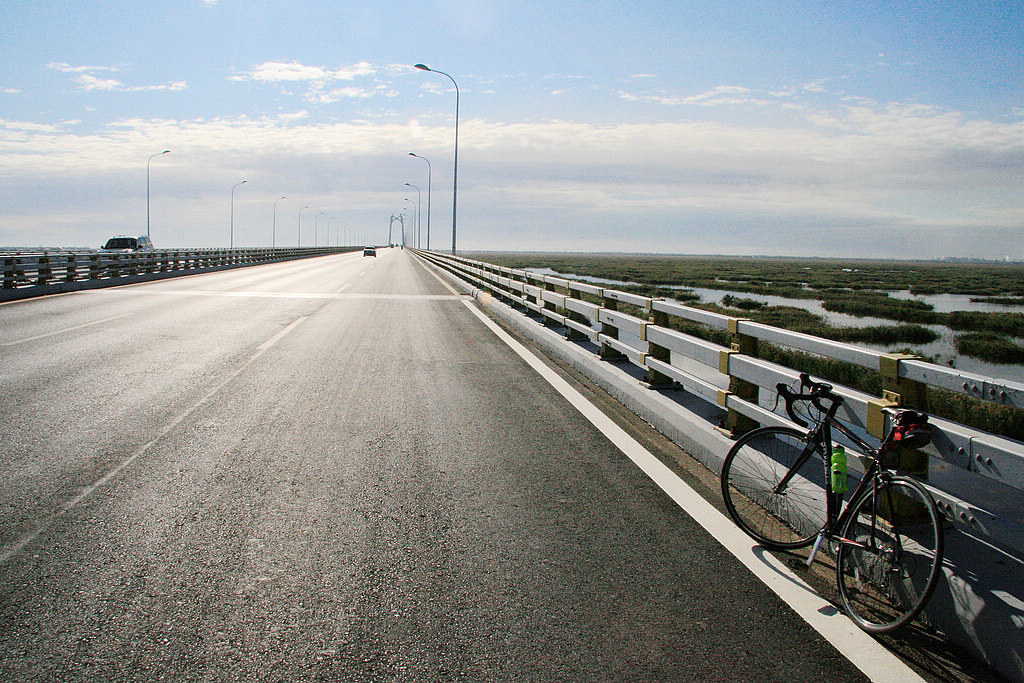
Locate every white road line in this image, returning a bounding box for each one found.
[461,299,924,683]
[1,313,132,347]
[0,315,309,567]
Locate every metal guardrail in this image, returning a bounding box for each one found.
[417,248,1024,681]
[416,249,1024,555]
[0,247,355,301]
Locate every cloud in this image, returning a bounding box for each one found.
[231,61,377,84]
[619,85,766,107]
[2,90,1022,257]
[231,61,389,104]
[48,63,188,93]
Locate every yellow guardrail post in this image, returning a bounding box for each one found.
[875,353,930,478]
[599,292,624,360]
[724,317,759,435]
[646,303,674,388]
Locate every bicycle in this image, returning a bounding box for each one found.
[720,373,945,633]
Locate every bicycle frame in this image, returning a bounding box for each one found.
[772,401,891,560]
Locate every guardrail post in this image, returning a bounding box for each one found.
[541,278,558,327]
[599,292,625,360]
[564,287,589,341]
[36,255,51,285]
[723,317,759,435]
[3,257,16,289]
[876,353,930,478]
[646,304,674,388]
[65,254,77,282]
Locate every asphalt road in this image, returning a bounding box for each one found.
[0,250,871,681]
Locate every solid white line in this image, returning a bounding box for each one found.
[461,299,924,683]
[1,313,132,347]
[0,315,310,567]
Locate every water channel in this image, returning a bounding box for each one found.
[525,268,1024,384]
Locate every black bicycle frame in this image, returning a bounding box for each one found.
[772,407,886,539]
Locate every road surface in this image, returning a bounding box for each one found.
[0,250,873,681]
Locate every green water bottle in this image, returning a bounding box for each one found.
[831,445,848,493]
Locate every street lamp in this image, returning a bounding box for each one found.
[272,195,286,248]
[405,182,421,249]
[298,205,310,246]
[147,150,170,239]
[315,211,325,247]
[409,153,431,250]
[230,180,246,248]
[414,64,459,254]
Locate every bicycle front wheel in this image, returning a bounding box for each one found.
[836,476,944,633]
[721,427,829,549]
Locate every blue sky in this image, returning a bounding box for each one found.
[2,1,1023,258]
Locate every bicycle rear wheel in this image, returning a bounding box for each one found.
[721,426,828,549]
[836,475,944,633]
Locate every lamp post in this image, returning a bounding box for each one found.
[298,205,310,246]
[414,64,458,254]
[405,182,421,249]
[409,153,431,250]
[272,195,286,248]
[315,212,325,247]
[147,150,170,239]
[230,180,246,248]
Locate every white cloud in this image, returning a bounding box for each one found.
[232,61,387,104]
[232,61,377,84]
[1,93,1022,257]
[76,74,124,91]
[48,63,188,93]
[619,85,766,108]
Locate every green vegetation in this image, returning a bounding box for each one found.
[955,333,1024,364]
[703,300,939,346]
[971,296,1024,306]
[472,252,1024,297]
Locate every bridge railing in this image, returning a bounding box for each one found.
[416,249,1024,559]
[0,247,354,301]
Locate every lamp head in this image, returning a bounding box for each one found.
[414,64,431,72]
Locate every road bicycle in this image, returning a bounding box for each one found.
[720,373,944,633]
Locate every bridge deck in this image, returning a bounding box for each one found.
[0,250,982,681]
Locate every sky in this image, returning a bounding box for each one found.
[2,1,1023,259]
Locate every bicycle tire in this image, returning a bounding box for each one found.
[836,475,944,633]
[721,426,829,549]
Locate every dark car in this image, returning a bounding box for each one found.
[363,247,376,257]
[100,235,153,252]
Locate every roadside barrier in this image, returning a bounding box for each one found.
[415,248,1024,682]
[0,247,355,301]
